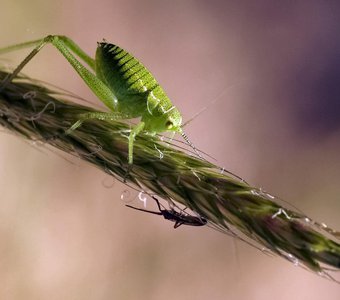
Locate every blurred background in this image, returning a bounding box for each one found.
[1,0,340,299]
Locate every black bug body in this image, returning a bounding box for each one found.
[126,197,207,228]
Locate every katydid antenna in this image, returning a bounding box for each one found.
[180,131,203,160]
[180,83,239,160]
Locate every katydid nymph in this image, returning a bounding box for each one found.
[0,35,201,164]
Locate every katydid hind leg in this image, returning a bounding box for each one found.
[0,35,116,112]
[0,36,95,70]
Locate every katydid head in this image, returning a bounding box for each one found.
[142,106,202,159]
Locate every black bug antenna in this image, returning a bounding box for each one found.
[125,205,162,216]
[181,131,203,160]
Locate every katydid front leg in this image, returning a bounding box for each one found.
[66,112,144,164]
[128,122,145,164]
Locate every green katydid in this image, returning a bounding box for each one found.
[0,35,200,164]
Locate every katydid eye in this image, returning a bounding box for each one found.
[166,121,173,129]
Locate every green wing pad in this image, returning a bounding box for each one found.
[96,43,159,96]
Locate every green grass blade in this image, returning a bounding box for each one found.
[0,69,339,282]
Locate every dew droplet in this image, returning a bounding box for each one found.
[102,176,116,189]
[138,191,147,208]
[120,190,131,202]
[266,193,275,199]
[287,253,299,266]
[321,222,328,228]
[250,189,260,196]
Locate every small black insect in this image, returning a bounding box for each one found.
[126,197,207,228]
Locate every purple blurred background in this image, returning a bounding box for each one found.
[1,1,340,299]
